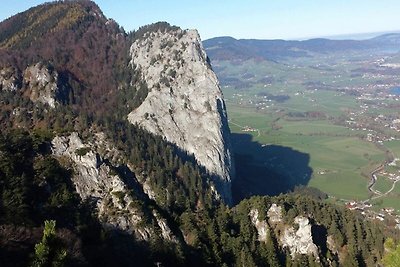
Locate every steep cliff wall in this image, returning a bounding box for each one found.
[127,26,235,203]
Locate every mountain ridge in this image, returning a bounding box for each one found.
[204,33,400,61]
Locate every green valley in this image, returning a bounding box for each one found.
[205,40,400,219]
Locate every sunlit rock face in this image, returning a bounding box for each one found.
[250,204,320,260]
[280,216,319,260]
[127,27,235,204]
[23,62,60,108]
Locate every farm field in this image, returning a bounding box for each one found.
[228,103,385,201]
[374,175,394,193]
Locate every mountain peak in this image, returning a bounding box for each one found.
[0,0,106,49]
[127,25,235,204]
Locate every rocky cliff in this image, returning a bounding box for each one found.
[250,203,323,261]
[23,62,64,108]
[52,132,177,242]
[0,62,66,108]
[127,26,235,204]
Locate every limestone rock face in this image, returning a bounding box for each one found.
[23,62,60,108]
[251,204,325,260]
[267,203,283,224]
[0,67,20,91]
[52,132,177,242]
[249,209,269,242]
[280,216,319,259]
[0,63,68,108]
[127,27,235,203]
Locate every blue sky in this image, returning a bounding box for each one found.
[1,0,400,40]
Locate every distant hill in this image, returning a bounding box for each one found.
[369,33,400,46]
[204,33,400,61]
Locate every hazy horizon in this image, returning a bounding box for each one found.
[205,29,400,42]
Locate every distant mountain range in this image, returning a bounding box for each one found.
[204,33,400,61]
[318,30,400,40]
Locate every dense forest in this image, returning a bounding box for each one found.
[0,1,399,266]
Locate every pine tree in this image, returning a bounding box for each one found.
[31,220,67,267]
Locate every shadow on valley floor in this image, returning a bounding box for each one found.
[231,133,313,204]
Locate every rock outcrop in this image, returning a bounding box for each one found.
[127,26,235,204]
[0,62,68,108]
[0,67,20,91]
[280,216,319,260]
[250,204,321,260]
[52,132,177,242]
[249,209,269,242]
[267,203,283,224]
[23,62,61,108]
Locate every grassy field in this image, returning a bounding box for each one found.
[384,140,400,158]
[228,105,385,200]
[371,196,400,212]
[392,182,400,194]
[374,175,394,193]
[309,170,370,200]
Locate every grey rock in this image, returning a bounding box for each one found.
[0,67,20,91]
[249,209,269,242]
[23,62,59,108]
[52,132,177,242]
[280,216,319,260]
[267,203,283,224]
[127,28,235,204]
